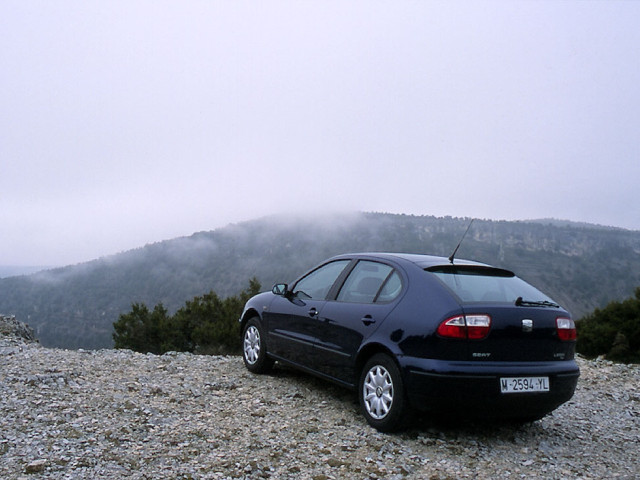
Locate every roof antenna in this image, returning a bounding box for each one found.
[448,218,474,264]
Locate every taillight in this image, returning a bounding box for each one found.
[437,315,467,339]
[556,317,577,341]
[466,315,492,339]
[437,314,491,340]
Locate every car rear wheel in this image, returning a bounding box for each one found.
[359,353,408,432]
[242,317,274,374]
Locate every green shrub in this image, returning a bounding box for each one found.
[577,287,640,363]
[113,278,261,355]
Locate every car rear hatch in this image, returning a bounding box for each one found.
[427,265,576,362]
[460,303,574,361]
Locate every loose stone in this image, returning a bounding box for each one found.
[0,333,638,479]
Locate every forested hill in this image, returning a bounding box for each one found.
[1,212,639,349]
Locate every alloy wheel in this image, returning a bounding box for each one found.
[243,325,260,365]
[362,364,394,420]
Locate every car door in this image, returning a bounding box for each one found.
[311,260,404,383]
[266,259,351,367]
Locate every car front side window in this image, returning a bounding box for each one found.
[293,260,350,300]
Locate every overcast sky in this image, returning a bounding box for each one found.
[2,1,639,266]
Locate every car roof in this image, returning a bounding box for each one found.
[334,252,491,269]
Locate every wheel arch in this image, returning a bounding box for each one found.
[355,342,400,384]
[239,308,261,333]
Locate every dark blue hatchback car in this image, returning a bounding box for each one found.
[239,253,579,431]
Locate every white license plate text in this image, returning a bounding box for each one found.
[500,376,549,393]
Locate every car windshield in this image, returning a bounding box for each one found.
[427,266,556,304]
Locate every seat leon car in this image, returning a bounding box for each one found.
[239,253,579,431]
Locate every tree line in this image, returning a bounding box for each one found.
[112,278,260,355]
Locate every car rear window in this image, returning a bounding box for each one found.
[427,266,555,304]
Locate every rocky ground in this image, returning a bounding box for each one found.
[1,333,639,479]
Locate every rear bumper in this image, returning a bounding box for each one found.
[399,357,580,419]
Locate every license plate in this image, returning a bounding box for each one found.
[500,376,549,393]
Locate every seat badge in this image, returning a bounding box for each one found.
[522,319,533,333]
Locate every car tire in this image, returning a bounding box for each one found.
[359,353,408,432]
[242,317,274,374]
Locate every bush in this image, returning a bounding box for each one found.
[113,278,261,355]
[577,287,640,363]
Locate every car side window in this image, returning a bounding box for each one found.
[337,261,396,303]
[376,271,402,303]
[293,260,350,300]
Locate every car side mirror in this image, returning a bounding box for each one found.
[272,283,289,296]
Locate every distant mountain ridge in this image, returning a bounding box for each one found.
[1,212,639,349]
[0,265,58,278]
[526,218,632,231]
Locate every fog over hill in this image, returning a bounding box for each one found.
[1,212,639,349]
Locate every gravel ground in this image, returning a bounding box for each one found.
[1,335,638,480]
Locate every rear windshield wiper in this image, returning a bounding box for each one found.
[515,297,560,308]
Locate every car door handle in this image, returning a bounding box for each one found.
[361,315,376,326]
[308,308,319,317]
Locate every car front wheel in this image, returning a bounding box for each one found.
[359,353,408,432]
[242,317,274,374]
